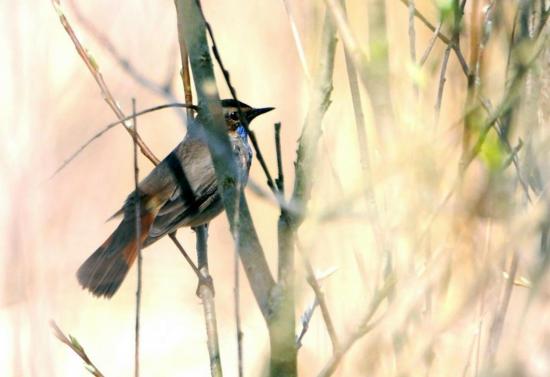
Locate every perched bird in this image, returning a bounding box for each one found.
[77,99,274,298]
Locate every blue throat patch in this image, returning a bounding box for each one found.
[236,124,248,140]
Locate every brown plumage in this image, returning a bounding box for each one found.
[77,100,274,298]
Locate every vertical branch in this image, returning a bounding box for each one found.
[291,10,337,216]
[269,9,337,377]
[174,0,275,321]
[195,225,223,377]
[340,0,386,265]
[132,99,142,377]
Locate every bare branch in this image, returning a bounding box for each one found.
[317,276,396,377]
[194,225,223,377]
[51,0,159,165]
[50,103,196,179]
[174,0,275,321]
[66,0,185,123]
[132,99,142,377]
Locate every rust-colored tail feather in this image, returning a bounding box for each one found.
[77,212,153,298]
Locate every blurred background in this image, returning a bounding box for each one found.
[1,0,549,376]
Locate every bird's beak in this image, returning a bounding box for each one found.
[247,107,275,121]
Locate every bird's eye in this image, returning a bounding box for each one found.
[229,112,239,121]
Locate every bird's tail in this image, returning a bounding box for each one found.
[77,211,154,298]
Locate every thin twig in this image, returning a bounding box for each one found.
[434,45,452,126]
[66,0,185,123]
[296,241,340,353]
[340,0,387,267]
[168,233,201,278]
[419,21,443,66]
[50,321,105,377]
[475,221,492,377]
[132,99,142,377]
[324,0,394,136]
[484,250,519,369]
[280,0,311,82]
[51,0,159,166]
[295,267,338,348]
[398,0,451,44]
[50,102,196,179]
[274,122,285,194]
[398,0,469,75]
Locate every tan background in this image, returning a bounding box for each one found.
[1,0,549,376]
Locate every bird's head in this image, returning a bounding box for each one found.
[221,99,274,134]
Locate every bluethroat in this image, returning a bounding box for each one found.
[77,99,274,298]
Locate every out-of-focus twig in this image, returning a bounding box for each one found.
[66,0,185,123]
[50,102,196,179]
[408,0,418,94]
[398,0,469,75]
[324,0,394,138]
[484,250,519,370]
[434,45,452,126]
[50,321,105,377]
[51,0,159,166]
[317,276,396,377]
[419,21,443,66]
[132,99,142,377]
[280,0,311,82]
[340,0,387,272]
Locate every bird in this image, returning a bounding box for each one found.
[77,99,274,298]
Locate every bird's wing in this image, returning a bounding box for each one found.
[144,134,223,242]
[146,177,219,242]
